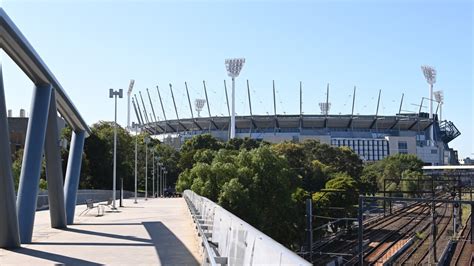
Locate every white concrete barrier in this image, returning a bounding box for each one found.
[184,190,311,266]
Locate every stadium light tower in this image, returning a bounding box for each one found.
[319,102,331,115]
[421,65,436,119]
[127,79,135,129]
[433,90,444,121]
[225,58,245,139]
[421,65,437,146]
[195,98,206,117]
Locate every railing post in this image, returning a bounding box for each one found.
[44,92,67,228]
[16,84,52,243]
[0,65,20,248]
[64,130,86,225]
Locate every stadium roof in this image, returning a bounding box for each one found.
[141,114,433,134]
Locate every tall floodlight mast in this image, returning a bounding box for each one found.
[434,90,444,121]
[421,65,437,146]
[225,58,245,139]
[127,79,135,129]
[195,99,206,117]
[421,65,436,119]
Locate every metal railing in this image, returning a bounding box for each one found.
[183,190,311,266]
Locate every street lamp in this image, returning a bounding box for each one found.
[144,136,150,200]
[133,122,140,204]
[109,88,123,209]
[421,65,437,146]
[158,162,163,197]
[225,58,245,139]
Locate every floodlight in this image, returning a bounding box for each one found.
[225,58,245,78]
[319,102,331,115]
[421,65,436,85]
[434,90,443,103]
[194,98,206,117]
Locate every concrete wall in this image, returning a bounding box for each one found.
[385,136,417,155]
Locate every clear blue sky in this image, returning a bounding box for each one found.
[1,0,472,158]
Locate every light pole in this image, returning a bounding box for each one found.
[152,148,155,198]
[158,162,163,197]
[421,65,436,146]
[225,58,245,139]
[144,136,150,200]
[163,169,168,197]
[127,79,135,129]
[133,122,139,204]
[109,88,123,210]
[157,156,160,198]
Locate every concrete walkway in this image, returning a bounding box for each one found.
[0,198,202,265]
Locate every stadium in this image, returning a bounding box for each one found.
[130,78,460,166]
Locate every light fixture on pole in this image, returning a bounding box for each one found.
[127,79,135,130]
[433,90,444,121]
[421,65,437,146]
[194,99,206,117]
[109,88,123,209]
[144,136,150,200]
[225,58,245,139]
[133,122,139,204]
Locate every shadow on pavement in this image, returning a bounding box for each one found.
[143,221,199,265]
[74,222,143,226]
[64,227,152,243]
[10,247,101,265]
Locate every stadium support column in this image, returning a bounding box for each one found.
[64,131,86,225]
[203,81,213,133]
[17,84,52,243]
[398,93,404,114]
[247,80,253,136]
[0,64,20,248]
[44,92,67,229]
[299,81,303,132]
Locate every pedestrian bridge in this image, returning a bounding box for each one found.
[0,194,310,265]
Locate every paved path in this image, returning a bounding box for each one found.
[0,198,202,265]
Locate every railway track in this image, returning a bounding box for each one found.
[312,201,430,265]
[363,203,438,265]
[450,215,472,266]
[392,200,451,265]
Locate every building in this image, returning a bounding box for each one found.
[138,111,460,166]
[459,157,474,165]
[7,109,66,155]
